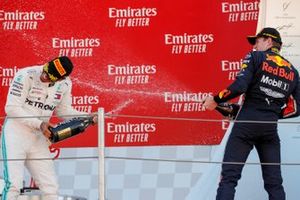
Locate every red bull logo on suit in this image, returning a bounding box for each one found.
[266,54,291,68]
[262,61,294,81]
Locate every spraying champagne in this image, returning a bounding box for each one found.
[49,117,94,143]
[215,102,240,119]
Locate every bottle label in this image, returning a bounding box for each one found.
[57,127,72,141]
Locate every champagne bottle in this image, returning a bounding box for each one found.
[49,117,94,143]
[215,102,240,119]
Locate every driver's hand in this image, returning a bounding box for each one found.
[40,122,54,139]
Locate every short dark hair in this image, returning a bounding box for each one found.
[272,40,282,50]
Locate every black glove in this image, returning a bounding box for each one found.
[215,102,240,119]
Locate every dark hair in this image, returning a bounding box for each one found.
[272,41,282,50]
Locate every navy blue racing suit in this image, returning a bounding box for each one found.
[213,47,300,200]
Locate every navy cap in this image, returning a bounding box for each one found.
[247,27,282,45]
[44,56,73,81]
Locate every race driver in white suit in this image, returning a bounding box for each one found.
[1,56,97,200]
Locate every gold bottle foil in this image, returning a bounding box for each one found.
[57,127,72,141]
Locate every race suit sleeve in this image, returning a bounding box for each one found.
[214,52,258,103]
[55,79,89,120]
[5,69,43,130]
[281,74,300,119]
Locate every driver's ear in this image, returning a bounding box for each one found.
[267,37,273,44]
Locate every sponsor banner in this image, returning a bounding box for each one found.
[220,59,243,80]
[165,33,215,54]
[0,9,45,30]
[0,66,19,87]
[72,95,100,113]
[53,37,101,58]
[164,91,212,112]
[221,1,259,22]
[107,63,157,85]
[0,0,259,147]
[105,118,224,146]
[107,120,156,145]
[108,6,158,28]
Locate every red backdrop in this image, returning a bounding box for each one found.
[0,0,259,147]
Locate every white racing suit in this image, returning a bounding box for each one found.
[1,65,86,200]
